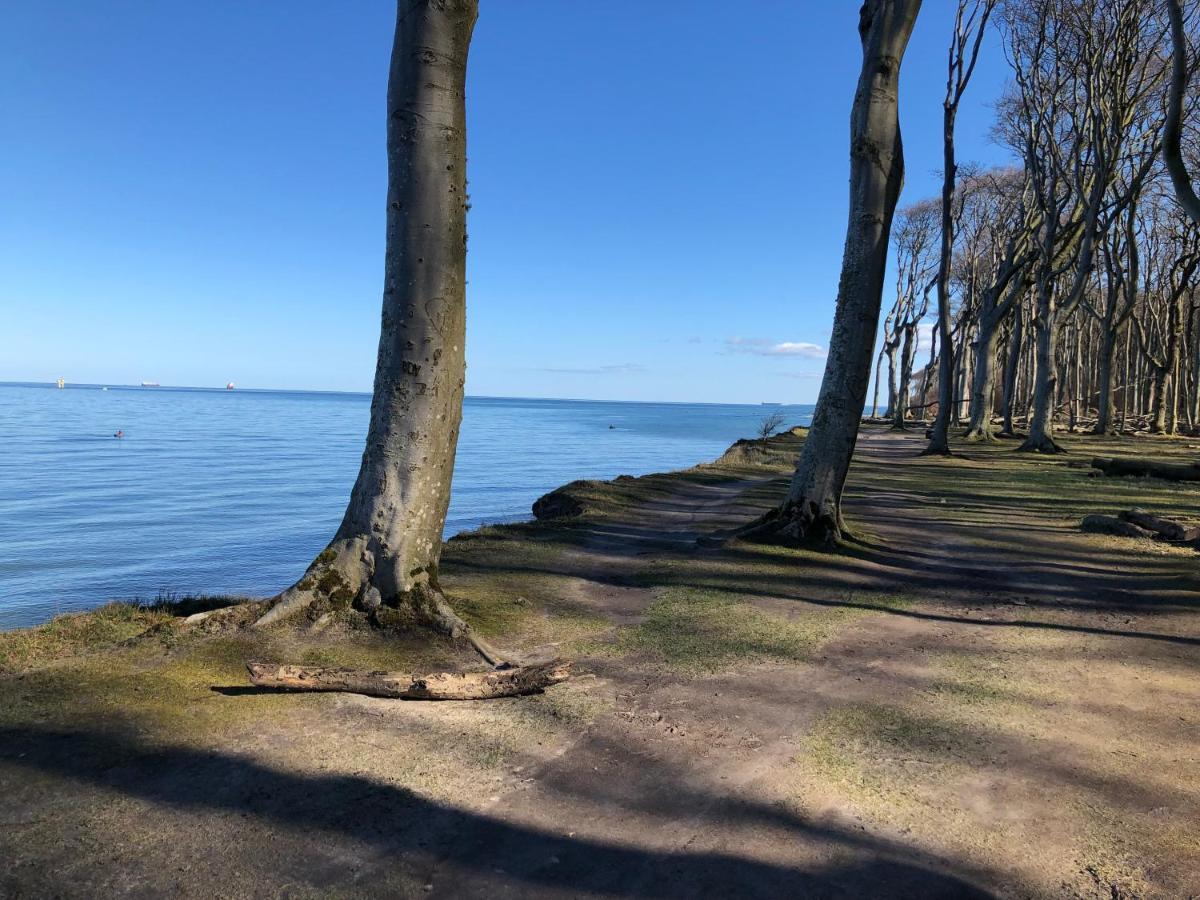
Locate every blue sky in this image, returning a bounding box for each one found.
[0,1,1015,403]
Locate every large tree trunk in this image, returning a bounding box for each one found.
[739,0,921,548]
[964,309,1001,441]
[999,304,1023,435]
[254,1,491,657]
[1018,276,1066,453]
[1151,364,1171,434]
[1092,324,1119,435]
[1018,297,1065,453]
[892,324,917,429]
[1166,0,1200,225]
[884,340,900,417]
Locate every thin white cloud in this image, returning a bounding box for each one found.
[726,337,826,359]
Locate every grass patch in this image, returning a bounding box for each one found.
[594,586,909,675]
[0,602,175,674]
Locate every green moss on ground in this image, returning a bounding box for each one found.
[588,585,910,674]
[0,602,175,674]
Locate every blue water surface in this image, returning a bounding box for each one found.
[0,382,811,628]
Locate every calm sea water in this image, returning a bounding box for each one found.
[0,383,812,629]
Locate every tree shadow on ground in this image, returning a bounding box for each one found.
[0,723,996,899]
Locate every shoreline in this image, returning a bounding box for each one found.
[2,426,1198,896]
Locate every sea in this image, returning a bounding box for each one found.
[0,382,813,629]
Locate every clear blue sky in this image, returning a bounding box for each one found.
[0,1,1014,403]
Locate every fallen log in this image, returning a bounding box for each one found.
[1119,509,1200,543]
[1090,457,1200,481]
[1079,515,1154,539]
[245,658,572,700]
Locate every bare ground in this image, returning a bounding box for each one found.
[1,426,1198,899]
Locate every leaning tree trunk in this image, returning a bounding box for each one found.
[739,0,921,548]
[254,1,494,659]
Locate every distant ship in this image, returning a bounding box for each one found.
[226,382,235,390]
[56,378,65,389]
[140,381,160,388]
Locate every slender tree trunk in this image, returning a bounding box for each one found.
[884,342,900,417]
[892,325,917,429]
[871,350,885,417]
[999,305,1023,435]
[741,0,921,548]
[1191,305,1200,432]
[255,1,492,657]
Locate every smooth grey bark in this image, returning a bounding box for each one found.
[999,304,1023,435]
[893,320,919,428]
[1093,325,1120,433]
[740,0,921,547]
[1166,0,1200,224]
[256,1,493,658]
[1022,283,1066,453]
[964,310,1002,439]
[884,342,900,417]
[927,0,994,455]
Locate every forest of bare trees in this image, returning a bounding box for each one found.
[874,0,1200,452]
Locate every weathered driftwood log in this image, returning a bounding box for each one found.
[1079,515,1154,539]
[1119,509,1200,543]
[245,658,572,700]
[1090,457,1200,481]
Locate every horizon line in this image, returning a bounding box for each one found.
[0,380,815,409]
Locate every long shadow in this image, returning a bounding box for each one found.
[700,580,1200,647]
[0,724,996,899]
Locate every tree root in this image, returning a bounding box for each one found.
[250,558,518,668]
[733,503,843,550]
[961,426,999,443]
[245,658,572,700]
[1016,434,1067,454]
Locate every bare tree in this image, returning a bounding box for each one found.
[254,1,502,663]
[758,411,787,439]
[1002,0,1167,452]
[889,199,939,429]
[740,0,922,547]
[926,0,996,455]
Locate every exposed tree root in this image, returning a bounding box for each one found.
[250,551,516,668]
[962,425,999,443]
[733,502,844,550]
[1016,434,1067,454]
[245,658,572,700]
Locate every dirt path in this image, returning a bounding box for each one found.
[1,427,1197,898]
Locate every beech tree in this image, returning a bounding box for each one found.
[254,0,502,663]
[742,0,922,546]
[1166,0,1200,221]
[884,199,938,428]
[925,0,995,455]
